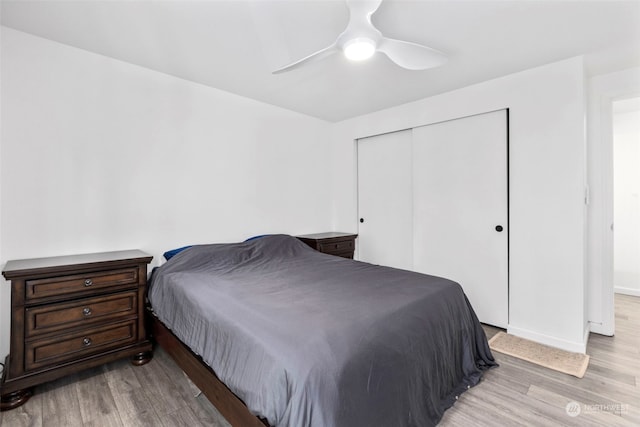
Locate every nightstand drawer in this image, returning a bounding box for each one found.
[25,320,137,371]
[25,268,138,301]
[25,291,138,338]
[318,239,354,254]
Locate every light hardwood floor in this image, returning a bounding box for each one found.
[1,294,638,426]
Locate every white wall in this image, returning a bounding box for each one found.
[586,67,640,335]
[0,23,3,376]
[0,27,332,360]
[331,57,588,353]
[613,106,640,296]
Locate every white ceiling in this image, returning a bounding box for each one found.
[2,0,640,122]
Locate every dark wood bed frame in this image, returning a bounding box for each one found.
[148,307,269,427]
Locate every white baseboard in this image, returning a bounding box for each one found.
[614,287,640,297]
[589,321,614,336]
[506,325,588,354]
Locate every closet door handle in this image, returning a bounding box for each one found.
[495,225,504,232]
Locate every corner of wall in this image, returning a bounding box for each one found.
[0,24,8,362]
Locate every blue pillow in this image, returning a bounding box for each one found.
[244,235,268,242]
[163,245,193,260]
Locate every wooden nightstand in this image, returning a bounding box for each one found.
[1,250,153,411]
[296,232,358,259]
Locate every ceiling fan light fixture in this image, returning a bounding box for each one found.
[272,0,447,74]
[343,38,376,61]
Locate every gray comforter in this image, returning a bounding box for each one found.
[148,234,496,427]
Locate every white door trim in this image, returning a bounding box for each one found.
[587,67,640,336]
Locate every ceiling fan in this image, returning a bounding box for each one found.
[272,0,447,74]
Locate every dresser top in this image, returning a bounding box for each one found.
[296,232,357,240]
[2,249,152,279]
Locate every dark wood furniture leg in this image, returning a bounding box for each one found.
[0,388,33,411]
[131,350,153,366]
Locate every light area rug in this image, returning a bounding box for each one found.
[488,331,590,378]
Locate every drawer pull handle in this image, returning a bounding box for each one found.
[82,337,92,347]
[84,279,93,287]
[82,307,92,316]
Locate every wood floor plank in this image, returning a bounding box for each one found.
[41,373,83,427]
[131,353,190,417]
[0,406,42,427]
[102,359,144,395]
[160,404,206,427]
[479,363,532,394]
[441,392,525,427]
[100,358,161,426]
[453,387,537,426]
[470,377,566,427]
[74,366,122,426]
[0,387,43,427]
[586,361,637,387]
[108,388,163,427]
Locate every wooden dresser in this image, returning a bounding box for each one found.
[1,250,153,411]
[296,232,358,259]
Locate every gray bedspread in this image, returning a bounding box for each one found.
[148,234,496,427]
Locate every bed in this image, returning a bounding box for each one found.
[147,234,496,427]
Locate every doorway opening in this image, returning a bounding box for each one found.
[612,97,640,297]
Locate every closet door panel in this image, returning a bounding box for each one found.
[357,130,413,270]
[412,110,508,327]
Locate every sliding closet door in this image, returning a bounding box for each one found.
[357,130,413,270]
[412,110,508,327]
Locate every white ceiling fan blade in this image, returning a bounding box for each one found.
[272,43,339,74]
[377,37,447,70]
